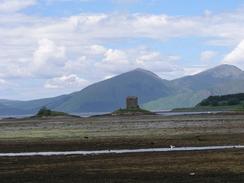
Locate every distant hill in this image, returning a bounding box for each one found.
[53,68,175,113]
[0,103,28,115]
[172,64,244,92]
[0,69,175,115]
[1,64,244,115]
[143,64,244,110]
[0,95,72,115]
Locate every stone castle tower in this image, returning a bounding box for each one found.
[126,96,139,110]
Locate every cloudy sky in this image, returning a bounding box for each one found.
[1,0,244,100]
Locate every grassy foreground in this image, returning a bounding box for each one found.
[0,113,244,151]
[0,113,244,182]
[0,150,243,183]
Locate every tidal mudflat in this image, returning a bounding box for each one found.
[0,113,244,182]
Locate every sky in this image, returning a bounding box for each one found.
[1,0,244,100]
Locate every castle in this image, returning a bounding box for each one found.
[126,96,139,110]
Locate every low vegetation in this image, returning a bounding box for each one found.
[197,93,244,111]
[174,93,244,112]
[36,107,70,117]
[112,107,155,116]
[198,93,244,107]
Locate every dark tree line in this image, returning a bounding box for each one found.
[198,93,244,106]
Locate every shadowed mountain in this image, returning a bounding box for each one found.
[0,103,29,115]
[172,64,244,91]
[0,95,72,115]
[54,68,175,112]
[0,68,175,115]
[1,64,244,115]
[143,64,244,110]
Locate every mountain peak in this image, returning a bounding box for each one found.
[128,68,162,80]
[134,68,146,71]
[132,68,154,73]
[199,64,243,79]
[212,64,242,71]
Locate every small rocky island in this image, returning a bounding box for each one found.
[35,107,78,118]
[112,96,155,116]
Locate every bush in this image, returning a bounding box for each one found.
[227,98,240,105]
[199,100,209,106]
[37,107,51,117]
[211,101,219,106]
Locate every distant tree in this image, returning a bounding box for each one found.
[37,106,51,117]
[227,98,240,105]
[199,100,209,106]
[211,101,219,106]
[198,93,244,107]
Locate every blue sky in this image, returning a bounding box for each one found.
[1,0,244,100]
[25,0,244,16]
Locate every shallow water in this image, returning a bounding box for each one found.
[156,111,222,116]
[0,112,109,119]
[0,111,224,119]
[0,145,243,157]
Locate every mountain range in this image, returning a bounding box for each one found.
[1,64,244,115]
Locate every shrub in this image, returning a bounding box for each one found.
[37,107,51,117]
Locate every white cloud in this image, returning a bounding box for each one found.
[0,78,6,85]
[0,0,37,13]
[222,40,244,68]
[136,51,180,73]
[200,51,218,62]
[45,74,89,89]
[2,7,244,98]
[183,66,207,76]
[64,56,91,76]
[95,49,131,74]
[31,38,67,77]
[0,78,10,90]
[104,49,128,63]
[94,47,183,79]
[104,75,115,80]
[89,45,107,55]
[0,11,241,81]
